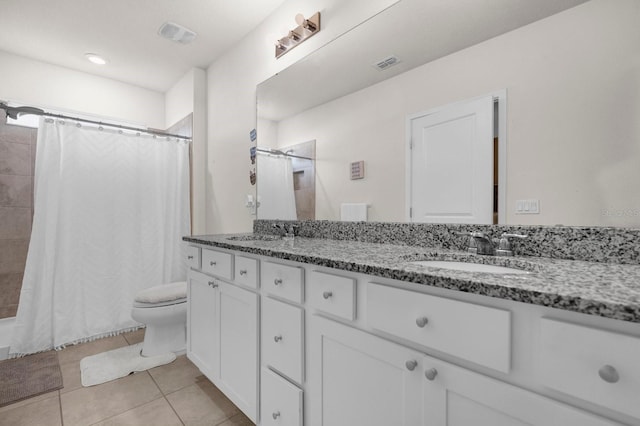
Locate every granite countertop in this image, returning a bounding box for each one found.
[183,233,640,323]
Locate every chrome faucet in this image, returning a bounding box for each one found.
[458,231,527,256]
[272,223,298,238]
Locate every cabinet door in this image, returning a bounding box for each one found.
[187,270,219,380]
[217,282,259,423]
[309,316,423,426]
[422,355,619,426]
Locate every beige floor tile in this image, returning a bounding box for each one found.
[217,412,255,426]
[92,397,182,426]
[0,394,62,426]
[122,328,145,346]
[148,354,202,394]
[166,378,239,425]
[59,360,82,394]
[57,335,129,365]
[61,372,162,426]
[0,390,59,414]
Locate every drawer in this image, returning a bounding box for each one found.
[185,245,201,269]
[262,297,304,384]
[201,248,233,280]
[367,283,511,373]
[539,318,640,419]
[262,261,304,304]
[261,367,303,426]
[308,270,356,321]
[234,255,259,289]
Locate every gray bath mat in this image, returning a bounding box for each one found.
[80,343,175,387]
[0,351,63,407]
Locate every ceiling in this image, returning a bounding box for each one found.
[0,0,287,92]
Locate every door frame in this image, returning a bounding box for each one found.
[405,89,507,224]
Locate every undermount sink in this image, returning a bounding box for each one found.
[410,260,530,275]
[226,234,282,242]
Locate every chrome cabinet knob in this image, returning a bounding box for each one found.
[208,281,218,288]
[405,360,418,371]
[425,368,438,381]
[209,261,216,266]
[323,291,333,299]
[239,269,247,276]
[274,278,283,285]
[272,411,281,420]
[598,365,620,383]
[274,335,283,343]
[187,255,194,259]
[416,316,429,328]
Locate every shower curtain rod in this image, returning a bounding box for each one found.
[0,102,192,140]
[256,147,312,161]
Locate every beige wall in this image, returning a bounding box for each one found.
[205,0,399,234]
[275,0,640,227]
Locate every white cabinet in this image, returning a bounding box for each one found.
[422,355,618,426]
[261,367,303,426]
[309,316,423,426]
[538,318,640,420]
[187,270,219,380]
[187,268,259,423]
[262,297,304,384]
[217,281,259,423]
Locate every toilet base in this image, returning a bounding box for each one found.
[141,321,186,357]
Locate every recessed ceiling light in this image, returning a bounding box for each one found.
[85,53,108,65]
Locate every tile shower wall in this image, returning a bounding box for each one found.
[0,111,35,318]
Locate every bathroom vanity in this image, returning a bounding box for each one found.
[183,222,640,426]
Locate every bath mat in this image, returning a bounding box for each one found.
[80,343,175,387]
[0,351,63,407]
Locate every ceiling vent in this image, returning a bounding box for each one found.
[373,55,401,71]
[158,22,197,44]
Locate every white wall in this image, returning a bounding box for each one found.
[275,0,640,227]
[165,68,208,235]
[205,0,399,234]
[0,51,165,128]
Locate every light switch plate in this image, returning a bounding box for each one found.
[515,199,540,214]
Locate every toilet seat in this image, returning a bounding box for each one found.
[133,281,187,308]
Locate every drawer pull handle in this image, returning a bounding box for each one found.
[209,261,217,266]
[187,255,194,260]
[415,316,429,328]
[208,281,218,288]
[274,335,283,343]
[274,278,283,286]
[323,291,333,299]
[405,360,418,371]
[425,368,438,381]
[239,269,247,276]
[598,365,620,383]
[272,411,281,420]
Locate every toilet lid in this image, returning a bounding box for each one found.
[134,281,187,306]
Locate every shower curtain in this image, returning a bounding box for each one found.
[257,153,297,220]
[11,118,190,356]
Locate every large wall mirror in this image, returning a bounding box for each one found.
[256,0,640,228]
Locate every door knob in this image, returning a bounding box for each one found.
[274,335,283,343]
[416,316,429,328]
[598,365,620,383]
[274,278,283,285]
[405,360,418,371]
[425,368,438,381]
[272,411,281,420]
[323,291,333,299]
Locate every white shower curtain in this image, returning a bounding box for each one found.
[257,153,297,220]
[11,118,191,356]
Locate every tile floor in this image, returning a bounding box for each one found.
[0,329,253,425]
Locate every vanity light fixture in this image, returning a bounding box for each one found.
[275,12,320,58]
[84,53,108,65]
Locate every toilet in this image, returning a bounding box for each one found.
[131,281,187,357]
